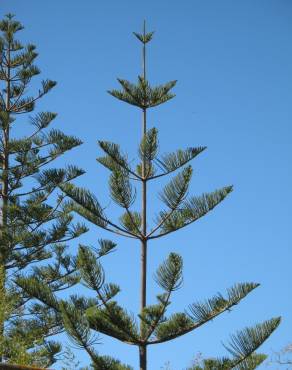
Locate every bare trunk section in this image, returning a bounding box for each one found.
[139,345,147,370]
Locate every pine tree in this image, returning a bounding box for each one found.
[0,14,86,367]
[18,23,280,370]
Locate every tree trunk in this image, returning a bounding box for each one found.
[139,23,148,369]
[139,345,147,370]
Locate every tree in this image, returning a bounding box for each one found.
[18,23,280,370]
[0,14,86,367]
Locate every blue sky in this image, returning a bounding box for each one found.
[1,0,292,369]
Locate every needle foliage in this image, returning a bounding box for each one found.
[18,23,280,370]
[0,14,86,367]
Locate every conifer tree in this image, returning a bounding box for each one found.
[18,23,280,370]
[0,14,86,367]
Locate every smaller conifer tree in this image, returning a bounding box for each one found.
[18,24,280,370]
[0,14,86,367]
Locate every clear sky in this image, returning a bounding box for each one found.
[1,0,292,369]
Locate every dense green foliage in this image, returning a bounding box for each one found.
[0,14,85,367]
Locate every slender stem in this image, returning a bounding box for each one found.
[140,20,148,370]
[142,23,146,81]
